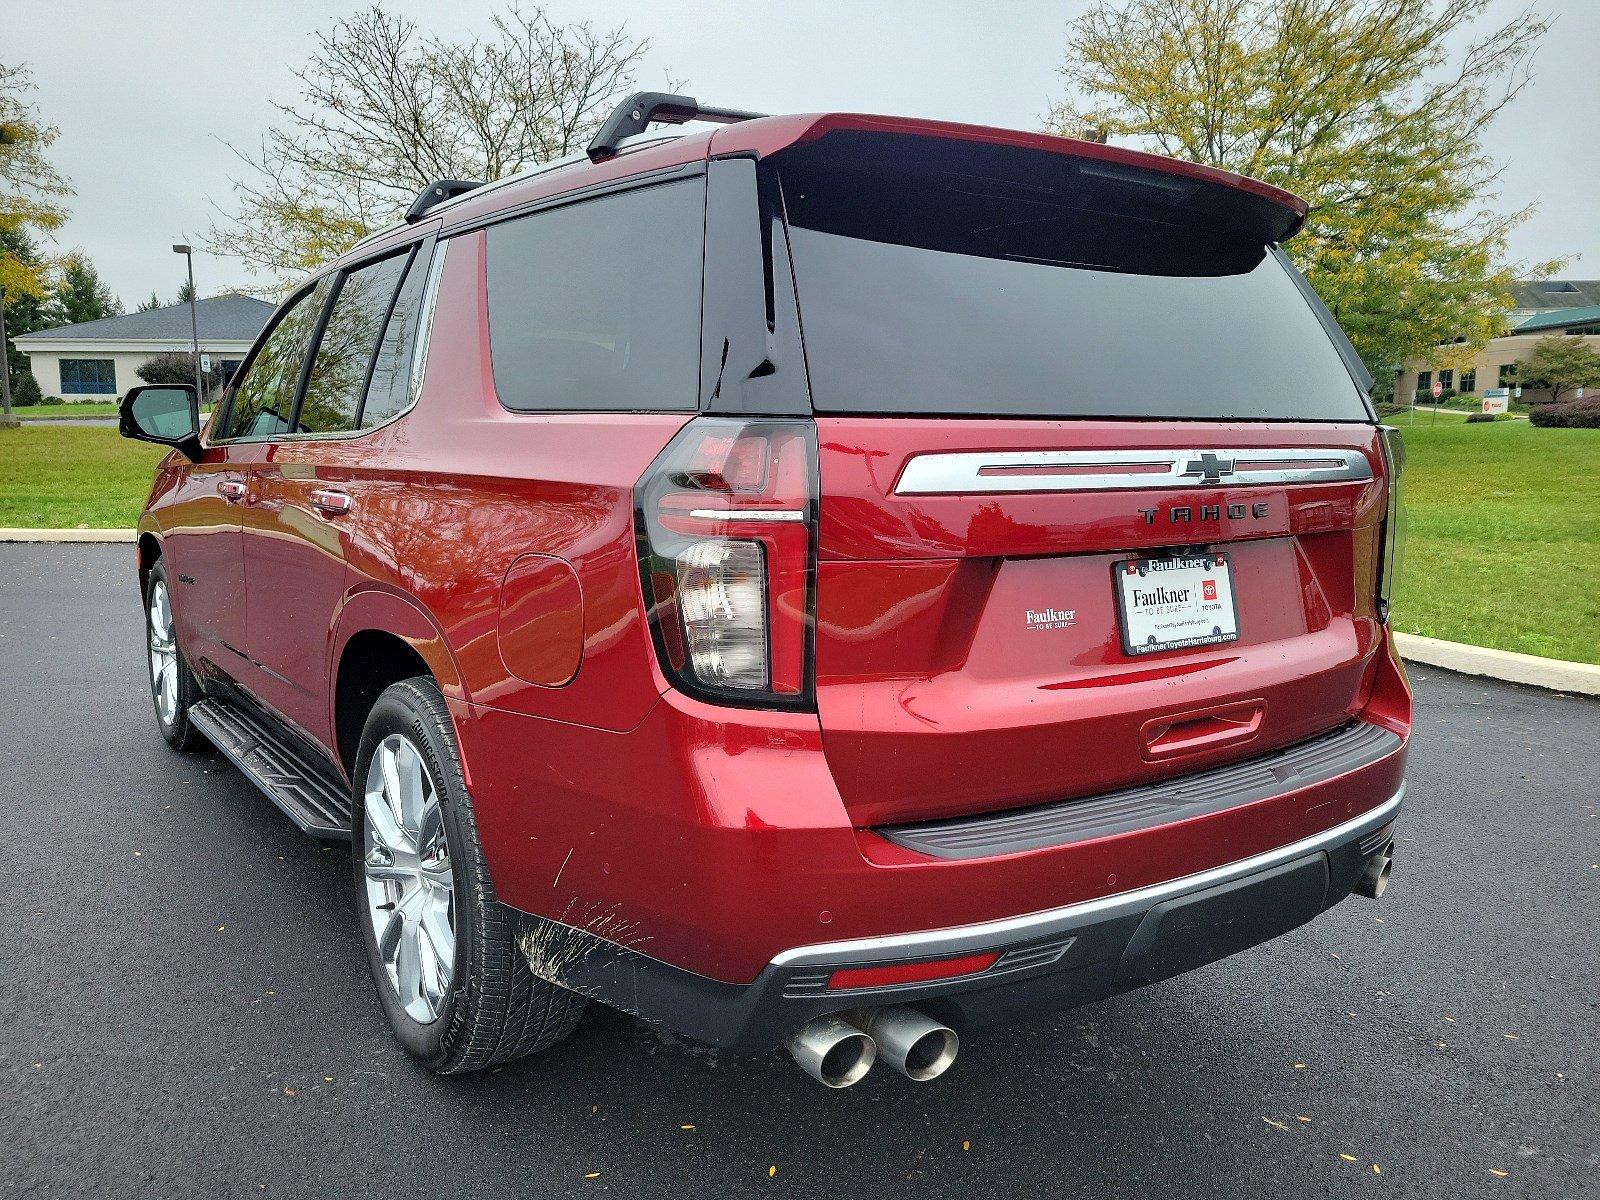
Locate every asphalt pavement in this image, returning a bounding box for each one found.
[2,544,1596,1198]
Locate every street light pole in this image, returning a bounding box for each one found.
[173,244,203,406]
[0,284,15,428]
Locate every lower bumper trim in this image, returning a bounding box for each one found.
[773,784,1404,969]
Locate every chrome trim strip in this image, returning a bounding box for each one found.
[686,508,808,522]
[893,447,1373,495]
[769,784,1405,968]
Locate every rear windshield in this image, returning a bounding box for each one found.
[777,132,1370,422]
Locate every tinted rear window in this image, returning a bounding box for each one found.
[778,132,1369,422]
[485,179,704,412]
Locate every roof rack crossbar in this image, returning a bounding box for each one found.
[406,179,485,224]
[587,92,765,162]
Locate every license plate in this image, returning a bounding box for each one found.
[1113,552,1240,656]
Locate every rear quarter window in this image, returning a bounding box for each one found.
[485,178,705,412]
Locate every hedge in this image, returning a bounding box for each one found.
[1528,396,1600,428]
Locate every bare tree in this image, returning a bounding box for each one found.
[211,6,650,279]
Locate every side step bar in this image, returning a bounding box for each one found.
[189,698,354,840]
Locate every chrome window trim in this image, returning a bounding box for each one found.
[768,783,1404,968]
[893,446,1373,495]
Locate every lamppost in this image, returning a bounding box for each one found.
[172,244,204,406]
[0,283,15,429]
[1,126,17,427]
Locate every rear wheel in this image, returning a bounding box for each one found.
[352,677,585,1073]
[144,561,204,751]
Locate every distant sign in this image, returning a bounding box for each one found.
[1431,380,1443,399]
[1482,395,1509,415]
[200,354,211,372]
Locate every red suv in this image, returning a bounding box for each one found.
[120,95,1408,1086]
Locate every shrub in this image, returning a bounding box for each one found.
[1375,400,1406,417]
[9,370,42,407]
[136,352,225,392]
[1529,396,1600,428]
[1464,411,1495,423]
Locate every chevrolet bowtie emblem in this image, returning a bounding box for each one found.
[1181,451,1236,484]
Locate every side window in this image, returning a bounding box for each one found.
[485,178,704,412]
[220,279,331,440]
[298,250,412,435]
[362,240,445,428]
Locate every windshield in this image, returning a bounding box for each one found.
[776,131,1370,422]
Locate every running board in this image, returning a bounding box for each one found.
[189,698,354,840]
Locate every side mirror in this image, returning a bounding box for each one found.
[120,384,202,460]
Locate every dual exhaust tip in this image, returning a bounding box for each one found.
[1355,839,1394,900]
[785,1006,958,1088]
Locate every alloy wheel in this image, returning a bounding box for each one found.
[362,734,457,1024]
[147,580,179,726]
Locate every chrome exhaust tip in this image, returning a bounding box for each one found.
[785,1014,877,1088]
[1355,843,1393,900]
[851,1007,959,1082]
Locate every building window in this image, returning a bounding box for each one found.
[1498,363,1517,388]
[1439,369,1453,390]
[1460,369,1476,393]
[1414,369,1431,397]
[58,358,116,395]
[1564,325,1600,336]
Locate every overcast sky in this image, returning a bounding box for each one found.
[9,0,1598,305]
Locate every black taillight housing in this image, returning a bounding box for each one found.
[635,416,817,709]
[1376,425,1406,622]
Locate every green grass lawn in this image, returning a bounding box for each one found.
[0,425,166,528]
[15,402,120,419]
[3,420,1596,662]
[1389,420,1599,665]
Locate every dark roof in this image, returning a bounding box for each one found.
[1509,280,1600,311]
[1514,303,1600,334]
[14,293,274,343]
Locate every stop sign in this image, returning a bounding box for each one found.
[1431,380,1443,398]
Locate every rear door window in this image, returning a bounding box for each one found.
[776,132,1370,422]
[297,250,413,435]
[220,279,332,440]
[485,178,704,412]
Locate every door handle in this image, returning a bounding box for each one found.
[310,488,353,516]
[218,480,247,503]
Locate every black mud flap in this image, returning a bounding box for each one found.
[1113,852,1329,990]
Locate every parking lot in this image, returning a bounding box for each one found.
[3,543,1596,1198]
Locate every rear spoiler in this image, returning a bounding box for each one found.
[713,112,1312,245]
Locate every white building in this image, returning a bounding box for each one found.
[13,294,273,401]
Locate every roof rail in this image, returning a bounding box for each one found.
[587,92,765,162]
[406,179,485,224]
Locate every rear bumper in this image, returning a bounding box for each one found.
[505,785,1402,1053]
[459,628,1411,1003]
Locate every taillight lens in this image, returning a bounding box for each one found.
[1376,426,1406,622]
[635,417,817,708]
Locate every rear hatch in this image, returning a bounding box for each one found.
[772,128,1389,829]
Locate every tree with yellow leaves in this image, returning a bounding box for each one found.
[1047,0,1552,393]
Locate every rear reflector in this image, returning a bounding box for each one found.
[826,951,1000,991]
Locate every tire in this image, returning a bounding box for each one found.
[351,676,585,1074]
[144,560,205,752]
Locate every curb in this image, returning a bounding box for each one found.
[0,528,136,543]
[1394,633,1600,698]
